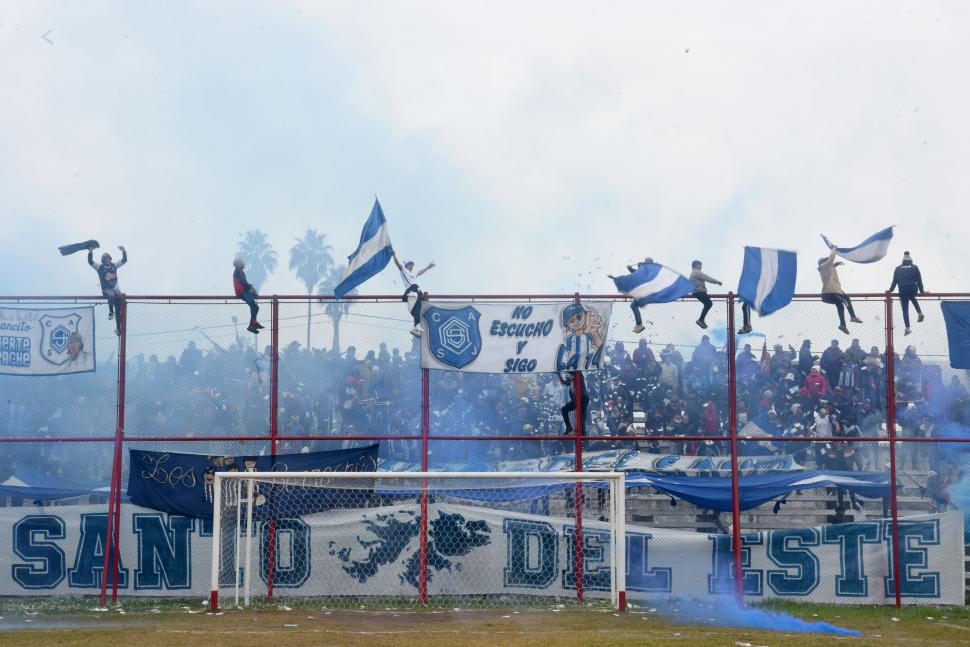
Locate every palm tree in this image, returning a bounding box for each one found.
[236,230,278,291]
[317,265,354,353]
[289,229,334,348]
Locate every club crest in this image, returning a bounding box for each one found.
[423,306,482,369]
[39,313,81,366]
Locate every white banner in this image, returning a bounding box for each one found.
[0,503,961,604]
[0,307,96,375]
[419,301,613,373]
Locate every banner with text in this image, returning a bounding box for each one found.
[0,307,96,376]
[0,503,960,604]
[419,301,613,373]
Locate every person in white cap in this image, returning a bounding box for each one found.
[392,250,435,337]
[888,251,925,335]
[818,246,863,334]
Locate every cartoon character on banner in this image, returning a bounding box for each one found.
[555,303,605,372]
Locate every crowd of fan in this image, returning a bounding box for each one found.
[3,329,968,490]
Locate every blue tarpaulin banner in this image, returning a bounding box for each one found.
[941,301,970,369]
[127,445,379,519]
[625,470,891,512]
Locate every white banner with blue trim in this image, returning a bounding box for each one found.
[419,301,614,373]
[0,307,96,376]
[0,503,960,604]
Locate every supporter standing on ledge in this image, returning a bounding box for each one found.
[689,260,722,329]
[392,250,435,337]
[888,251,926,335]
[87,243,127,335]
[818,246,863,334]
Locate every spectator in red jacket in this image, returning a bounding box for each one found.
[802,365,829,399]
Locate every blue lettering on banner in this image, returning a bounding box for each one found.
[68,514,129,588]
[821,522,881,597]
[133,514,194,590]
[626,533,672,593]
[563,526,611,592]
[766,528,820,596]
[884,520,941,598]
[503,519,557,588]
[12,516,66,589]
[260,519,311,588]
[708,533,764,595]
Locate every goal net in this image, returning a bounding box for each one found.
[210,471,626,610]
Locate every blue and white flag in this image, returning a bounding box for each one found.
[612,263,695,306]
[737,246,797,316]
[333,199,393,299]
[820,226,894,264]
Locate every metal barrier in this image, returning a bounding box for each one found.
[0,291,968,607]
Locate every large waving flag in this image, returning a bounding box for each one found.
[612,263,695,305]
[820,226,894,264]
[333,199,393,299]
[737,246,797,316]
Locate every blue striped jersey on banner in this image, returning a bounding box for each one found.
[333,199,393,299]
[612,263,696,306]
[737,246,797,316]
[820,226,894,264]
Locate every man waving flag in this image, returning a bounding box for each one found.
[820,226,894,264]
[738,246,797,316]
[611,260,695,333]
[333,199,394,299]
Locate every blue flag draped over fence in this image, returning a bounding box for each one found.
[941,302,970,369]
[737,246,797,316]
[127,445,379,519]
[612,263,695,306]
[333,199,393,299]
[821,226,894,264]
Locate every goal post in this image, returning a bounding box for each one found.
[210,471,625,611]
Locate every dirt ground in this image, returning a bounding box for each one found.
[2,606,970,647]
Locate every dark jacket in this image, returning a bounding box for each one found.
[889,262,924,293]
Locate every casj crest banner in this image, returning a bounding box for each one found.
[0,307,96,375]
[419,301,614,373]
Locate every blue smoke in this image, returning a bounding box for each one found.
[648,597,861,636]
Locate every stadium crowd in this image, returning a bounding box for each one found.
[2,329,967,486]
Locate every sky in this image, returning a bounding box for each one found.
[1,1,969,299]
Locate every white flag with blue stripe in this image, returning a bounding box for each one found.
[820,226,894,264]
[612,263,695,306]
[333,199,393,299]
[737,246,797,316]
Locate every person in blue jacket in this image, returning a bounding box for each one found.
[888,251,925,335]
[87,244,127,335]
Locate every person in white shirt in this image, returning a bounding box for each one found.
[392,250,435,337]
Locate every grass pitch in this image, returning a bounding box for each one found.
[1,600,969,646]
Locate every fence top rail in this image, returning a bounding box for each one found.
[3,292,970,302]
[214,471,625,481]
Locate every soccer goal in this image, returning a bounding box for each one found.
[209,471,626,611]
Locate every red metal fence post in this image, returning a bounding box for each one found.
[99,296,127,607]
[726,293,744,604]
[110,298,127,602]
[885,293,903,608]
[572,293,585,604]
[419,367,430,604]
[267,296,280,602]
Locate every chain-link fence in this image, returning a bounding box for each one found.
[1,293,968,608]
